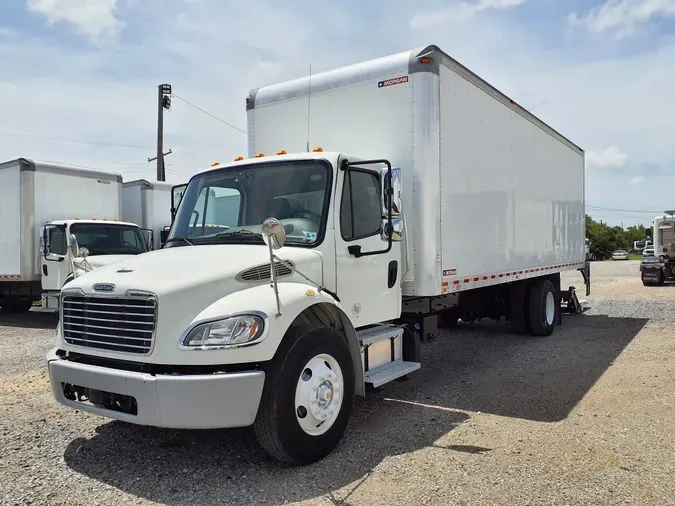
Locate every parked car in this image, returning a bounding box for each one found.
[643,247,655,257]
[612,250,629,261]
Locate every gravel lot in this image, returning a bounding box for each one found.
[1,260,674,506]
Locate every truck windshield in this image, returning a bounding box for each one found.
[168,160,331,247]
[70,223,148,255]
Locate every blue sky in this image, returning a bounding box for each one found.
[1,0,674,226]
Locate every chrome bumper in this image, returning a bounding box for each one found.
[46,348,265,429]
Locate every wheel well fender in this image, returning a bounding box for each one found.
[285,303,364,397]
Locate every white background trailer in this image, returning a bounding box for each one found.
[0,158,122,310]
[247,44,586,308]
[122,179,174,250]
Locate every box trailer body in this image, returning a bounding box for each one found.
[122,179,174,249]
[0,159,122,282]
[47,45,589,465]
[653,213,675,256]
[247,45,586,297]
[0,158,148,313]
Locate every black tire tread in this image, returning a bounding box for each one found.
[509,281,530,334]
[1,299,33,314]
[528,279,556,337]
[253,328,354,465]
[253,341,296,463]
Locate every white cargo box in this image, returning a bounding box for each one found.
[247,45,586,297]
[122,179,174,250]
[0,158,122,282]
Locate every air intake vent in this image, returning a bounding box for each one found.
[238,261,294,282]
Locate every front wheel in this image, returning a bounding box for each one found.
[254,328,355,465]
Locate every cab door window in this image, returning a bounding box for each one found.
[340,170,381,241]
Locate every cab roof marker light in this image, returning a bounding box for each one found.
[234,156,244,161]
[211,161,220,167]
[255,153,265,158]
[313,147,323,152]
[277,150,287,155]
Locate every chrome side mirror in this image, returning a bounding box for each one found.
[381,217,403,242]
[380,167,402,216]
[261,217,286,250]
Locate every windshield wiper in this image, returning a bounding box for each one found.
[211,230,264,241]
[164,236,193,246]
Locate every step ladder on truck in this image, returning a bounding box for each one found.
[46,45,591,465]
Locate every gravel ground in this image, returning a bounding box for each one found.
[1,260,674,506]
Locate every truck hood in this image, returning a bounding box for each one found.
[67,244,324,298]
[73,255,131,270]
[60,244,325,364]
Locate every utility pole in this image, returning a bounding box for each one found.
[157,84,172,181]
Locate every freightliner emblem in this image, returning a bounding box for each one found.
[93,283,116,292]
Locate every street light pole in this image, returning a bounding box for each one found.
[156,83,172,181]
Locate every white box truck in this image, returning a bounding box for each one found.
[46,45,590,464]
[122,179,174,250]
[0,158,151,313]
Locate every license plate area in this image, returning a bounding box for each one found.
[62,382,138,415]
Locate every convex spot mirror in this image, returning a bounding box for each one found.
[262,217,286,250]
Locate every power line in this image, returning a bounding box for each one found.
[172,94,247,135]
[0,131,198,158]
[587,204,664,214]
[0,131,153,150]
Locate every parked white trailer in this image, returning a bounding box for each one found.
[122,179,174,250]
[47,45,590,465]
[653,212,675,256]
[0,158,150,313]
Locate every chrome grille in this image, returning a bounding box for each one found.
[62,295,156,354]
[238,261,293,282]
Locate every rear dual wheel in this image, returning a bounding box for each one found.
[509,278,557,336]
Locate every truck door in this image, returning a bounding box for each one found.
[40,224,71,292]
[334,164,402,328]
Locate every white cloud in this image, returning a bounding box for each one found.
[26,0,124,41]
[585,146,629,171]
[1,0,674,227]
[411,0,526,28]
[568,0,675,37]
[629,175,646,184]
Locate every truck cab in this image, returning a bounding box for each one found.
[47,151,403,464]
[40,219,150,311]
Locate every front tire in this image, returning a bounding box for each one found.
[254,328,355,465]
[528,279,557,337]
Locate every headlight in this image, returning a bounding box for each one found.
[181,315,265,348]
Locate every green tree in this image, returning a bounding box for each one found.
[585,215,646,259]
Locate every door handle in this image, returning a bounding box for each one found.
[348,245,362,258]
[388,260,398,288]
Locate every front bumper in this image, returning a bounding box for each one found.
[46,349,265,429]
